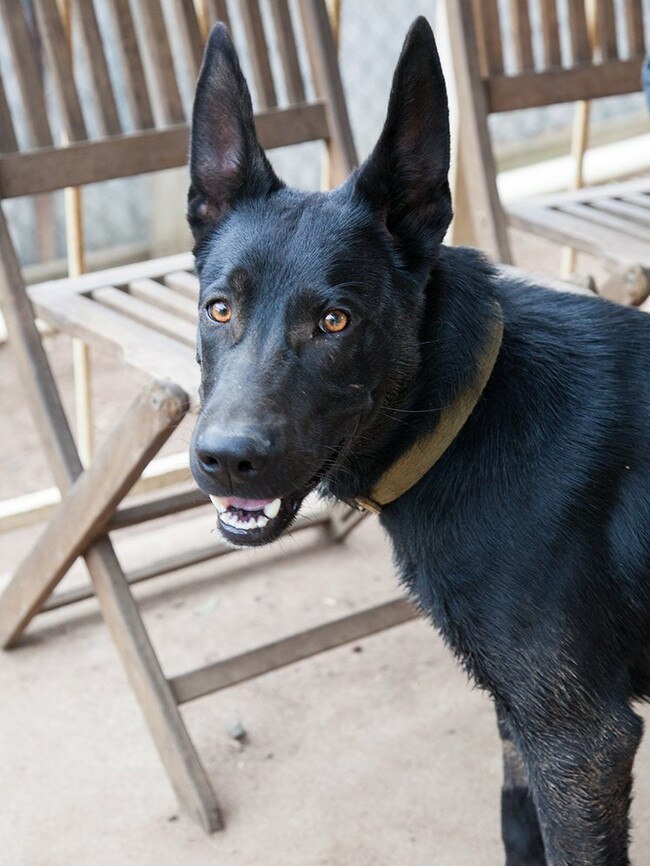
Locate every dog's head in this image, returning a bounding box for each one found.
[188,17,451,546]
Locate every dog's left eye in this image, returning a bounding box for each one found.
[319,309,350,334]
[206,299,231,323]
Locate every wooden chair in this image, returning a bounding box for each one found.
[446,0,650,304]
[0,0,415,832]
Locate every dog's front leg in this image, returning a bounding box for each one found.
[497,707,547,866]
[517,705,642,866]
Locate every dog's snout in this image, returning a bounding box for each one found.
[196,431,272,485]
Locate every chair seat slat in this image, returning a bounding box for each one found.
[507,199,650,267]
[0,0,53,147]
[75,0,122,137]
[28,283,200,404]
[163,271,201,299]
[34,0,88,142]
[128,278,198,323]
[560,200,650,243]
[591,197,650,227]
[93,286,197,346]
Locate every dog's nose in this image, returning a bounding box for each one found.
[195,432,271,485]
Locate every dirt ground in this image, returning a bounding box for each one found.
[5,232,650,866]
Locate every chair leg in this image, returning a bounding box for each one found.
[85,537,223,832]
[0,380,188,648]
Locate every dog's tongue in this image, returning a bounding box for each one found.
[227,497,275,511]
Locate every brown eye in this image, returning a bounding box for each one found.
[319,309,350,334]
[207,299,231,323]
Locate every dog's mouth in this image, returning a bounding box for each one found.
[209,489,311,547]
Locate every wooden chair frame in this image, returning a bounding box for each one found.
[446,0,650,298]
[0,0,417,832]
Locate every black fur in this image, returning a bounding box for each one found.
[189,18,650,864]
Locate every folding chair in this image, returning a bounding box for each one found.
[446,0,650,304]
[0,0,417,833]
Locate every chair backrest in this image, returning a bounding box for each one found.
[467,0,649,112]
[0,0,357,201]
[445,0,650,261]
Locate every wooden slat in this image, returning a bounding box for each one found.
[538,0,562,69]
[270,0,306,103]
[32,250,193,296]
[170,598,418,703]
[164,270,200,299]
[0,102,329,198]
[108,0,155,129]
[478,0,504,74]
[240,0,277,108]
[75,0,122,136]
[509,0,534,72]
[486,58,644,111]
[0,74,18,153]
[516,177,650,207]
[593,0,618,61]
[567,1,591,64]
[623,0,646,56]
[0,0,53,147]
[28,286,200,404]
[33,0,88,142]
[446,0,513,261]
[590,197,650,227]
[560,200,650,243]
[128,278,198,323]
[201,0,231,30]
[297,0,357,185]
[93,286,196,346]
[507,200,649,268]
[625,192,650,211]
[138,0,186,124]
[170,0,205,82]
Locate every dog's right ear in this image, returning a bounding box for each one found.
[188,24,281,247]
[352,18,452,275]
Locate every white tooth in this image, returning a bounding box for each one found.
[210,495,227,514]
[255,514,269,529]
[263,498,281,519]
[220,511,236,527]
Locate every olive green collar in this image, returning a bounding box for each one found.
[354,302,504,513]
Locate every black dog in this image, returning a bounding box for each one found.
[188,17,650,866]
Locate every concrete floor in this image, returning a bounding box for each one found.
[4,233,650,865]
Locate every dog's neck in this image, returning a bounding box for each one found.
[354,303,503,512]
[323,248,503,510]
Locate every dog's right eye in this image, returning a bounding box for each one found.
[206,299,231,323]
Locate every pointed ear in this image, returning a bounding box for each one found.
[188,24,281,246]
[354,18,452,270]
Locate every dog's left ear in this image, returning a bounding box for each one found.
[353,17,452,272]
[188,24,281,247]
